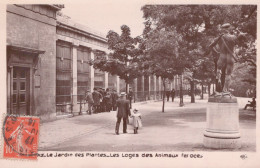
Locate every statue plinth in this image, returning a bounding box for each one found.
[203,96,241,149]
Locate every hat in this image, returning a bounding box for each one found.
[221,23,231,29]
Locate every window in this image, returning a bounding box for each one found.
[77,47,91,101]
[56,41,72,104]
[94,50,105,88]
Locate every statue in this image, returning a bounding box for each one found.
[209,23,246,97]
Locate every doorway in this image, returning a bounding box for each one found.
[12,67,30,115]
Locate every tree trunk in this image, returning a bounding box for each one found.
[125,82,128,94]
[162,78,166,112]
[208,83,211,97]
[179,75,184,106]
[201,83,204,99]
[190,80,195,103]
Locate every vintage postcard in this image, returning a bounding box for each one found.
[0,0,259,167]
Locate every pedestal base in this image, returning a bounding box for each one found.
[204,136,241,149]
[203,96,241,149]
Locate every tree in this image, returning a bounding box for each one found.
[142,5,213,103]
[141,6,191,111]
[89,25,143,93]
[143,5,256,96]
[142,28,185,112]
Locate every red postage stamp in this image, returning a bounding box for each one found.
[3,115,39,160]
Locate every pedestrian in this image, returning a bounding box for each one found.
[98,88,105,112]
[127,88,133,109]
[171,89,175,102]
[92,88,102,113]
[85,90,94,115]
[131,109,142,134]
[166,90,170,101]
[112,89,119,111]
[104,88,112,112]
[115,92,131,135]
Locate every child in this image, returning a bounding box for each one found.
[131,109,142,134]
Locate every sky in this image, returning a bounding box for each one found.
[62,2,145,37]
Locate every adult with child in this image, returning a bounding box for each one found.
[115,92,131,135]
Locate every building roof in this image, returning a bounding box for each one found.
[57,13,107,41]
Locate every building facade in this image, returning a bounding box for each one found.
[6,4,188,121]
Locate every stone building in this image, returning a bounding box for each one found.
[6,4,184,121]
[7,5,63,120]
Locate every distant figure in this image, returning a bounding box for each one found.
[115,92,131,135]
[85,90,94,115]
[166,90,170,101]
[131,109,142,134]
[92,88,103,113]
[127,88,133,109]
[98,88,106,112]
[104,88,112,112]
[171,89,175,102]
[246,89,251,98]
[244,97,256,110]
[112,89,119,111]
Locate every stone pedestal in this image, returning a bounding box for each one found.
[203,96,241,149]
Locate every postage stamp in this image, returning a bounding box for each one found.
[2,115,39,160]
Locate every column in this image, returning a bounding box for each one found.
[154,75,157,100]
[9,66,13,114]
[116,76,120,93]
[148,76,151,100]
[72,45,79,114]
[142,75,145,100]
[90,51,95,92]
[104,54,108,89]
[134,78,137,102]
[158,77,162,99]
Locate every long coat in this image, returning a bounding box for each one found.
[85,92,94,104]
[116,98,130,118]
[92,91,102,105]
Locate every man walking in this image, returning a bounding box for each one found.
[115,92,131,135]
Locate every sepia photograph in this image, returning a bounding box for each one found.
[1,0,259,167]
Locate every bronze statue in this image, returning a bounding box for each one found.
[209,23,246,96]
